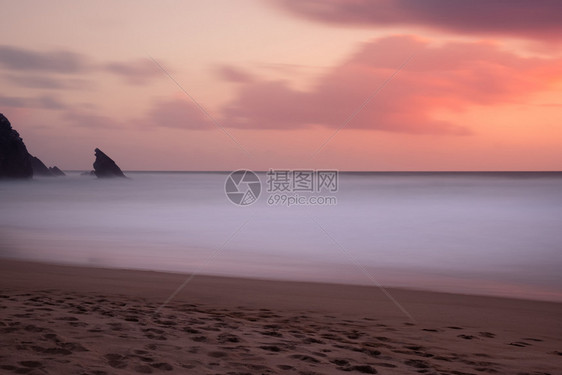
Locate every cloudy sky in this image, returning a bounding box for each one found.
[1,0,561,171]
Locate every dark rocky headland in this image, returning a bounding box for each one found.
[1,113,126,179]
[0,113,33,179]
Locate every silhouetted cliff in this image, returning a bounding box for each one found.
[0,114,33,179]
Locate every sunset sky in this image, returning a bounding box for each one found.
[1,0,561,171]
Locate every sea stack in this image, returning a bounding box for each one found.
[0,113,33,179]
[30,156,66,177]
[93,148,126,178]
[49,166,66,176]
[30,155,53,176]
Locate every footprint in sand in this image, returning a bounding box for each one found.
[405,359,430,369]
[479,332,496,338]
[350,365,377,373]
[133,354,154,363]
[199,326,221,332]
[155,320,177,327]
[331,360,377,374]
[405,345,424,351]
[303,337,325,344]
[375,336,391,342]
[374,362,397,368]
[218,333,240,343]
[208,351,228,358]
[59,342,89,352]
[331,359,350,367]
[107,322,124,331]
[290,354,321,363]
[261,330,283,337]
[34,345,73,355]
[150,362,173,371]
[278,364,295,370]
[422,328,439,332]
[433,355,454,362]
[260,345,281,352]
[133,364,153,373]
[241,363,271,372]
[509,341,531,347]
[105,353,128,369]
[144,334,167,340]
[24,324,45,333]
[143,328,165,334]
[358,348,382,357]
[19,361,43,368]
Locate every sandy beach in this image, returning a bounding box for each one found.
[1,259,560,374]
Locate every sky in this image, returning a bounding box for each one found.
[1,0,561,171]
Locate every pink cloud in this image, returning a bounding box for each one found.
[104,59,162,85]
[63,110,121,129]
[0,94,66,110]
[216,66,255,83]
[273,0,562,40]
[144,97,210,129]
[0,46,163,87]
[0,45,88,73]
[218,35,562,134]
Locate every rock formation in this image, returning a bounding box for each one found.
[93,148,126,178]
[49,166,66,176]
[0,113,33,179]
[30,156,66,177]
[30,155,53,176]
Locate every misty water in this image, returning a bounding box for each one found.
[1,172,561,301]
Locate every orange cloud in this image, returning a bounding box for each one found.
[217,35,562,134]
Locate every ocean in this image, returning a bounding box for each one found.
[1,171,561,302]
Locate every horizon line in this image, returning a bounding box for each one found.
[63,169,562,173]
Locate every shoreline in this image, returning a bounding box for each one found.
[2,256,560,303]
[2,258,561,325]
